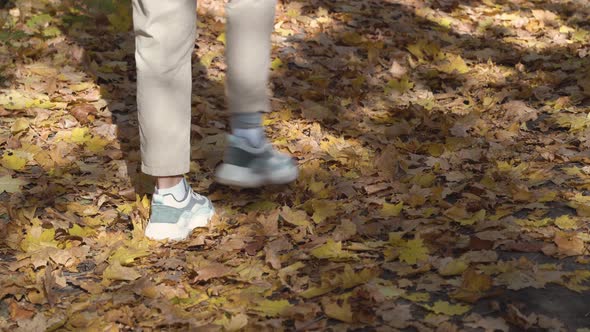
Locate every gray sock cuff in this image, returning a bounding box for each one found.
[230,112,263,129]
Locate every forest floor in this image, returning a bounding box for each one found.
[1,0,590,330]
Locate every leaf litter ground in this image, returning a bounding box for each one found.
[1,0,590,330]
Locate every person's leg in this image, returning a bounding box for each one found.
[133,0,194,180]
[133,0,213,240]
[216,0,298,187]
[225,0,275,145]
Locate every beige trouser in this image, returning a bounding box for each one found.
[132,0,276,176]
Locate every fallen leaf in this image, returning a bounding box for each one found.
[426,300,471,315]
[554,231,585,256]
[399,238,429,264]
[11,118,30,133]
[438,257,468,276]
[69,104,97,124]
[310,239,357,260]
[193,263,232,282]
[2,152,27,170]
[381,202,404,217]
[0,175,28,193]
[102,261,141,281]
[321,297,353,323]
[252,299,291,317]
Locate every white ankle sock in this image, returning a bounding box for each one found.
[233,127,265,147]
[156,178,188,201]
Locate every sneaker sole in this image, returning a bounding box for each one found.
[145,209,214,241]
[215,163,298,188]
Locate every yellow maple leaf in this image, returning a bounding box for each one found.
[20,226,58,252]
[252,299,291,317]
[103,261,141,281]
[514,218,551,227]
[69,224,96,238]
[410,172,436,187]
[399,238,429,264]
[299,285,337,299]
[271,57,283,71]
[402,292,431,302]
[427,300,470,315]
[572,29,589,43]
[85,136,109,153]
[568,194,590,217]
[407,42,425,60]
[245,200,278,212]
[310,239,357,260]
[109,246,150,266]
[438,53,469,74]
[216,32,226,45]
[2,153,27,171]
[386,76,414,94]
[107,2,132,32]
[554,215,578,230]
[381,202,403,217]
[117,202,135,215]
[69,127,90,144]
[199,51,217,68]
[438,258,469,276]
[388,231,405,246]
[311,199,338,223]
[70,82,94,92]
[339,265,380,289]
[0,90,56,110]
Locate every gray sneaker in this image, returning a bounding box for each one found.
[145,180,214,241]
[215,135,298,188]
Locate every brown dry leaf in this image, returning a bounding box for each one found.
[280,206,311,228]
[9,300,35,321]
[501,100,538,123]
[69,104,98,124]
[554,231,585,256]
[505,304,537,330]
[16,314,49,332]
[451,269,493,303]
[321,296,354,323]
[378,303,412,328]
[193,263,233,282]
[389,60,408,79]
[264,237,292,270]
[43,263,66,306]
[333,219,357,241]
[301,100,335,121]
[259,210,280,236]
[102,261,141,281]
[464,313,509,332]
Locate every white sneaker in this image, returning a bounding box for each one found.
[144,182,214,241]
[215,135,299,188]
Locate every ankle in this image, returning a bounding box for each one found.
[232,127,265,147]
[156,176,184,190]
[155,177,189,202]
